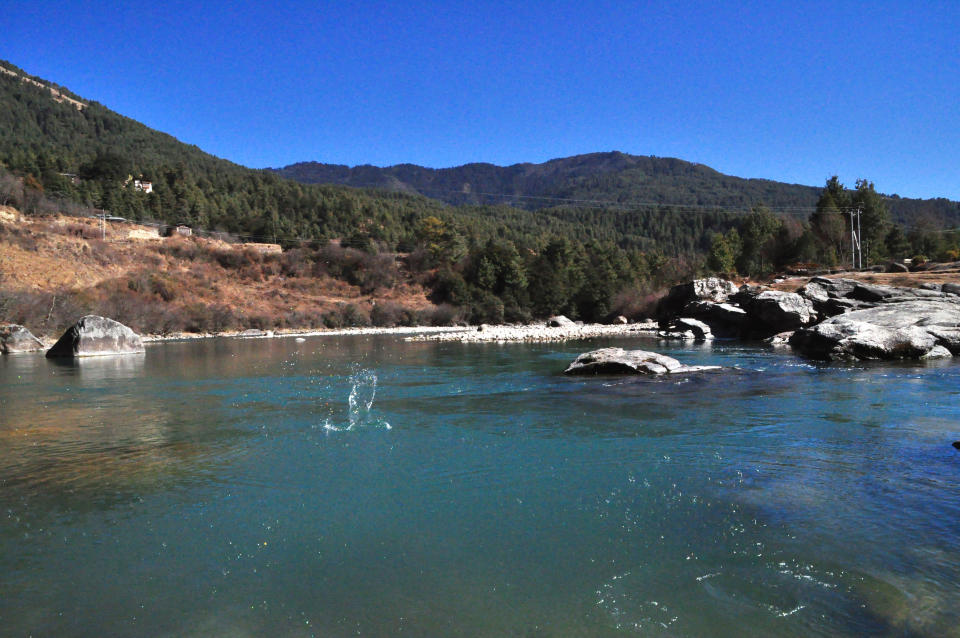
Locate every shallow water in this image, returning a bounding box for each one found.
[1,335,958,636]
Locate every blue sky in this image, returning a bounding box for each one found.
[3,1,959,199]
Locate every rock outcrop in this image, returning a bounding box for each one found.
[789,299,960,360]
[737,290,817,334]
[654,275,960,361]
[46,315,145,358]
[657,278,739,318]
[564,347,720,375]
[0,324,45,354]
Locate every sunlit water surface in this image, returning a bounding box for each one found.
[1,335,958,637]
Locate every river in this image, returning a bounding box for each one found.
[1,334,958,636]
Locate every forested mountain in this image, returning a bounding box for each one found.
[274,154,960,228]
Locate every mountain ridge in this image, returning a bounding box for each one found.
[272,151,959,226]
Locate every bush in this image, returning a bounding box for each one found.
[418,304,460,327]
[911,255,927,266]
[341,303,370,327]
[469,291,504,325]
[370,301,415,327]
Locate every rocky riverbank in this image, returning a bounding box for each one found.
[655,276,960,361]
[404,320,659,343]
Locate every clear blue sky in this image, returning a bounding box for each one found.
[3,1,959,199]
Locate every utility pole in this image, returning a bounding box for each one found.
[100,209,106,241]
[848,207,862,270]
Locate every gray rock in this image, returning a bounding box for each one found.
[672,317,713,340]
[657,278,739,317]
[239,328,267,337]
[564,347,720,375]
[0,324,45,354]
[921,345,953,359]
[849,283,902,303]
[742,290,817,333]
[682,301,747,329]
[764,331,795,346]
[548,315,577,328]
[790,299,960,360]
[943,283,960,296]
[886,261,910,273]
[613,315,628,325]
[803,277,859,300]
[46,315,145,358]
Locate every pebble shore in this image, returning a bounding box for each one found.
[405,321,659,343]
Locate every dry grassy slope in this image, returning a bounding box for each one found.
[0,209,436,336]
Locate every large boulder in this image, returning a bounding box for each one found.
[46,315,145,358]
[681,300,747,336]
[564,347,720,375]
[657,278,739,318]
[0,324,44,354]
[790,299,960,360]
[740,290,817,335]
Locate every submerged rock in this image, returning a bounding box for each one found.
[563,347,720,375]
[0,324,44,354]
[46,315,145,358]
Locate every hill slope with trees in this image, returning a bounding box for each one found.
[2,59,958,332]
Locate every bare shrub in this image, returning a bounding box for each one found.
[281,249,312,277]
[419,303,460,326]
[370,301,415,327]
[283,309,322,329]
[323,303,371,328]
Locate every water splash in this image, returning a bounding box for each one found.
[322,369,391,432]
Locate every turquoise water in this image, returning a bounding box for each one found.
[1,335,959,637]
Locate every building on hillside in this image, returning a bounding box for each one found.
[162,224,193,237]
[133,180,153,194]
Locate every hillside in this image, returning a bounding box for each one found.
[0,207,443,339]
[274,153,960,227]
